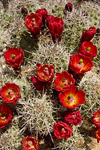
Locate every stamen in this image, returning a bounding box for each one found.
[87,47,91,51]
[79,59,83,63]
[69,94,72,98]
[11,54,15,59]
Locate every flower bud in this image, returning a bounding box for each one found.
[21,8,28,17]
[65,2,72,12]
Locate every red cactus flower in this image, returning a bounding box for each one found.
[81,26,96,42]
[64,111,82,125]
[93,109,100,128]
[4,47,24,70]
[48,17,64,43]
[36,8,48,24]
[96,128,100,143]
[59,86,85,109]
[0,83,21,105]
[69,53,93,75]
[24,13,42,36]
[0,104,13,128]
[36,63,55,82]
[53,121,73,140]
[65,2,72,12]
[54,71,75,92]
[21,136,39,150]
[46,15,54,25]
[31,75,45,91]
[78,41,97,59]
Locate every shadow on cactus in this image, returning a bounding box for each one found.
[19,31,39,57]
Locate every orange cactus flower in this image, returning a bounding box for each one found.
[53,121,73,140]
[96,128,100,143]
[69,53,93,75]
[54,71,75,92]
[78,41,97,59]
[21,136,39,150]
[59,86,85,109]
[64,111,82,125]
[93,109,100,128]
[4,47,24,70]
[24,13,42,35]
[0,104,13,128]
[0,83,21,105]
[36,63,55,82]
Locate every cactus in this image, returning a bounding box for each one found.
[79,67,100,122]
[0,116,24,150]
[16,93,56,136]
[0,0,100,149]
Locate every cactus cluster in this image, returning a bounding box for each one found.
[0,0,100,149]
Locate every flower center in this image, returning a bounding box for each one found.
[7,89,16,99]
[32,18,35,22]
[0,113,3,116]
[68,94,72,98]
[68,94,74,102]
[0,113,7,120]
[73,114,76,119]
[62,78,66,82]
[31,18,37,26]
[62,78,68,86]
[95,115,100,122]
[43,67,49,75]
[27,141,33,147]
[8,90,14,95]
[79,59,83,63]
[90,29,94,32]
[77,59,84,69]
[62,128,65,132]
[87,47,91,51]
[44,67,48,71]
[11,54,15,59]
